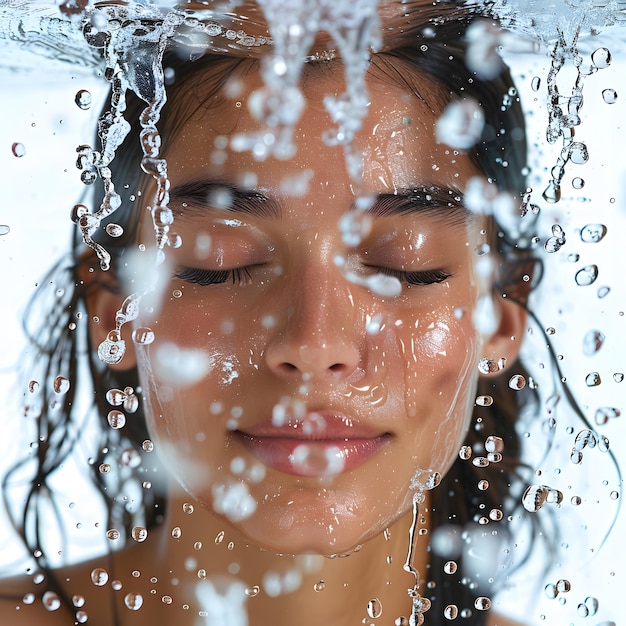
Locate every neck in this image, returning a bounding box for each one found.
[136,484,432,626]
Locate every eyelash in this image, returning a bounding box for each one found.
[175,267,253,286]
[377,267,453,286]
[175,266,452,287]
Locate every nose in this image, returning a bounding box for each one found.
[264,259,361,381]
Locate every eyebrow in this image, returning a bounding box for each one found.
[169,179,470,223]
[169,180,281,220]
[366,185,471,224]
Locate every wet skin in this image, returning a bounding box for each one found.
[105,62,520,558]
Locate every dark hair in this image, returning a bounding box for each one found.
[5,4,542,623]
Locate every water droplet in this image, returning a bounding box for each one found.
[610,490,619,500]
[597,285,610,298]
[72,595,85,608]
[571,495,582,506]
[132,327,155,345]
[313,581,325,592]
[161,595,172,605]
[444,560,458,574]
[542,180,561,204]
[366,598,383,619]
[574,429,597,450]
[91,568,109,586]
[53,375,70,395]
[444,605,459,620]
[112,580,122,591]
[182,502,194,515]
[508,374,526,390]
[594,407,620,426]
[544,236,565,253]
[585,372,601,387]
[142,439,154,452]
[613,372,624,383]
[98,463,111,474]
[531,76,541,91]
[105,223,124,237]
[123,394,139,413]
[475,395,493,406]
[131,526,147,542]
[602,88,618,104]
[580,224,607,243]
[485,436,504,453]
[572,177,585,189]
[474,597,491,611]
[522,485,561,512]
[569,142,589,165]
[575,265,598,286]
[43,591,61,611]
[246,586,260,597]
[472,456,489,468]
[555,579,570,593]
[171,526,181,539]
[459,445,472,460]
[592,47,612,69]
[0,224,10,236]
[583,330,605,356]
[75,90,92,110]
[107,410,126,429]
[124,593,143,611]
[489,508,503,521]
[106,529,120,541]
[12,142,26,157]
[28,380,40,393]
[477,357,499,374]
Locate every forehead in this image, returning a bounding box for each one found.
[161,55,476,193]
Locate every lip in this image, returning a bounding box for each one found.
[234,411,391,477]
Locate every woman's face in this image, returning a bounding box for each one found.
[132,61,491,555]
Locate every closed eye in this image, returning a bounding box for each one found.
[174,267,253,286]
[375,267,453,286]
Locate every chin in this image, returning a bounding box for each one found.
[226,488,409,556]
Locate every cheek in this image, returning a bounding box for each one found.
[390,304,480,473]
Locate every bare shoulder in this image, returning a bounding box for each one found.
[487,612,526,626]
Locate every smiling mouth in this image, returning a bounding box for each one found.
[233,412,392,477]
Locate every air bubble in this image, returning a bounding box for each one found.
[75,90,92,110]
[366,598,383,619]
[124,593,143,611]
[313,581,325,592]
[602,88,618,104]
[575,265,598,286]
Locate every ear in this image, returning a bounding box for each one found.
[80,254,138,371]
[481,292,527,375]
